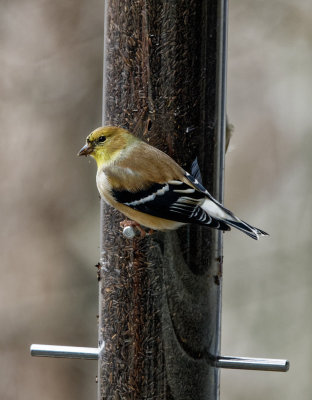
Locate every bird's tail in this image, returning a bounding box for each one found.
[224,218,269,240]
[201,198,269,240]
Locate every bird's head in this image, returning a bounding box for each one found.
[78,126,137,168]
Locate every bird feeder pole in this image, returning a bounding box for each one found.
[98,1,227,399]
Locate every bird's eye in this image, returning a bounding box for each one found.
[98,136,106,143]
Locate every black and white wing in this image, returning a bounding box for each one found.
[111,175,231,231]
[112,169,268,239]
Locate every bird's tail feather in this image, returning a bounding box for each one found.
[201,198,268,240]
[224,218,269,240]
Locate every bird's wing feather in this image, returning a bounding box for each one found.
[111,178,230,230]
[184,171,236,217]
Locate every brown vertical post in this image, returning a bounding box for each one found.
[98,0,227,399]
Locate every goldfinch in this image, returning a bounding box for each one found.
[78,126,268,240]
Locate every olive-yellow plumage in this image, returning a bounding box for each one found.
[78,126,268,239]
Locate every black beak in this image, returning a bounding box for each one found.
[78,143,93,156]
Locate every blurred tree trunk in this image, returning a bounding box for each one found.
[98,1,226,399]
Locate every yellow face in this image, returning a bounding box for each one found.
[78,126,136,167]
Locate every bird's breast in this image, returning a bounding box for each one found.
[96,170,112,199]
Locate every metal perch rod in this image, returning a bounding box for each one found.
[30,344,289,371]
[215,356,289,372]
[30,344,101,360]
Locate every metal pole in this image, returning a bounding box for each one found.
[30,344,100,360]
[98,1,226,399]
[215,356,289,372]
[30,345,290,372]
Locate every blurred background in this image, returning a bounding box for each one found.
[0,0,311,399]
